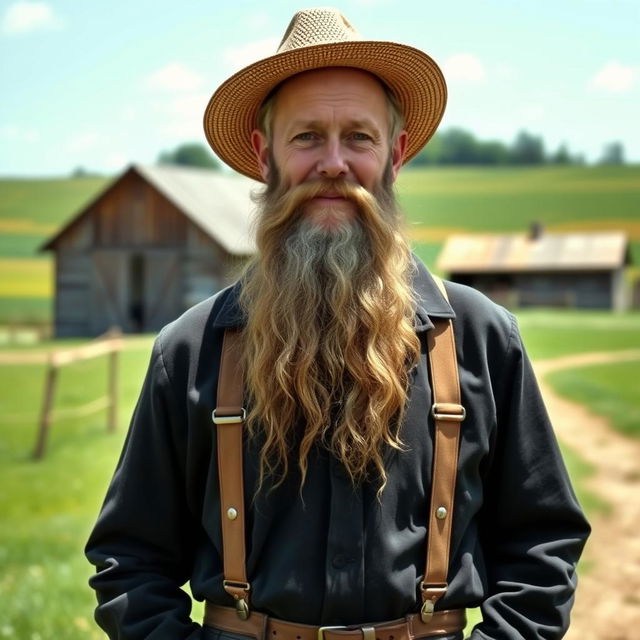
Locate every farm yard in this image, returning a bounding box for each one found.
[1,165,640,638]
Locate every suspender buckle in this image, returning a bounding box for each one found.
[223,580,251,620]
[420,583,448,623]
[431,403,466,422]
[212,408,247,424]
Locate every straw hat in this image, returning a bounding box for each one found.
[203,7,447,182]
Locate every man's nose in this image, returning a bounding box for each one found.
[316,140,349,178]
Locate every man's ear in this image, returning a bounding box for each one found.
[251,130,270,181]
[390,130,408,181]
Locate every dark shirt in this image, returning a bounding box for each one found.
[86,260,590,639]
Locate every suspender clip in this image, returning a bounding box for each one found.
[419,583,448,623]
[431,403,466,422]
[212,408,247,424]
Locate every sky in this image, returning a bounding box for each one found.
[1,0,638,176]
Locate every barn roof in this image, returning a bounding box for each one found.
[42,164,259,255]
[437,230,630,274]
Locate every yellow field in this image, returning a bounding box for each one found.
[0,218,57,234]
[0,258,53,297]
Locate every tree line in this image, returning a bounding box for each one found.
[409,128,626,167]
[70,134,629,178]
[154,133,627,171]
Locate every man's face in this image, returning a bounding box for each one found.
[251,67,407,232]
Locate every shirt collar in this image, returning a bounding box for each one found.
[211,255,455,331]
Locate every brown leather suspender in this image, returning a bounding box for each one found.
[212,329,251,619]
[212,276,465,621]
[421,276,465,621]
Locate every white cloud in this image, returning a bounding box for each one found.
[167,93,210,119]
[145,63,205,92]
[222,37,280,73]
[1,1,61,34]
[443,54,487,85]
[590,62,636,93]
[0,124,40,142]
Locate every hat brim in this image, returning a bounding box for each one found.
[203,40,447,182]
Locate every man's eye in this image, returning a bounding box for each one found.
[351,132,372,141]
[294,132,316,141]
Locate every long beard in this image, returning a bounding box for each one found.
[239,173,420,494]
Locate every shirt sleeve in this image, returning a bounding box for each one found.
[469,314,590,640]
[85,335,203,639]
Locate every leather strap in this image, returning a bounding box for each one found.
[213,276,464,623]
[204,602,466,640]
[421,276,465,621]
[214,329,251,618]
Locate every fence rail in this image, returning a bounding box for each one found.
[32,330,123,460]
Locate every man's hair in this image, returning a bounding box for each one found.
[256,70,405,144]
[239,169,419,496]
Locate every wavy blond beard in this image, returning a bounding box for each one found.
[239,171,420,495]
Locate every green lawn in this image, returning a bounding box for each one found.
[0,313,627,637]
[0,340,154,640]
[397,165,640,231]
[516,310,640,360]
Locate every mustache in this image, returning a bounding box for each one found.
[256,178,393,252]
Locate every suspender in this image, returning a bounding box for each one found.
[212,276,465,622]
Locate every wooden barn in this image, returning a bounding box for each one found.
[437,227,630,310]
[42,164,258,337]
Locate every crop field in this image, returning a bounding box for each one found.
[1,165,639,324]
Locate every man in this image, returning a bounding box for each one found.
[86,8,590,640]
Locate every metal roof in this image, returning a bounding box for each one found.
[134,164,258,255]
[437,230,630,274]
[42,164,259,255]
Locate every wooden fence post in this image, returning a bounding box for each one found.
[33,361,59,461]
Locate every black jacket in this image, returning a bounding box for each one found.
[86,260,590,639]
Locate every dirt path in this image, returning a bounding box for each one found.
[533,350,640,640]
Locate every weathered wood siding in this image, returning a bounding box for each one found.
[49,168,252,336]
[54,252,92,336]
[452,270,620,310]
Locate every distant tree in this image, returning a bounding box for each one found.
[439,128,479,164]
[598,141,625,165]
[412,132,444,165]
[510,131,546,165]
[157,142,220,169]
[71,166,102,178]
[550,143,572,165]
[476,139,510,165]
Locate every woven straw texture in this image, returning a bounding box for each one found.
[203,8,447,182]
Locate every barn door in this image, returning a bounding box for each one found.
[142,250,183,332]
[91,249,129,334]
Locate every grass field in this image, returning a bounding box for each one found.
[0,340,155,640]
[1,165,639,324]
[516,310,640,359]
[1,308,638,637]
